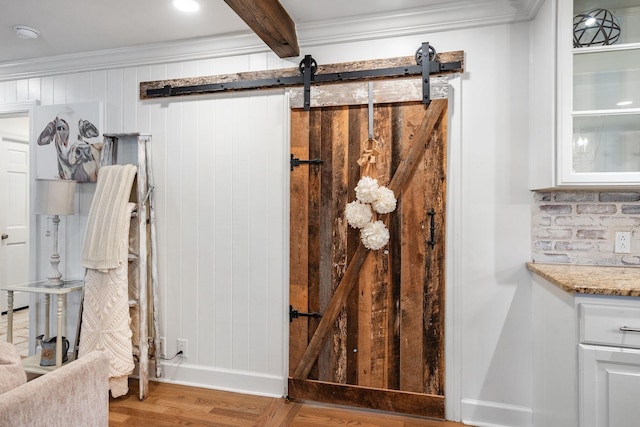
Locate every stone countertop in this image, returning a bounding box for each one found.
[526,262,640,297]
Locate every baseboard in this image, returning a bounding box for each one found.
[156,360,285,398]
[460,399,532,427]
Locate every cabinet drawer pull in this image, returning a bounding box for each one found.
[619,326,640,333]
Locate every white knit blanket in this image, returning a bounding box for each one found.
[81,164,137,270]
[79,202,136,398]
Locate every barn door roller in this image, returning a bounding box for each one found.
[144,42,462,110]
[300,42,452,109]
[417,42,436,106]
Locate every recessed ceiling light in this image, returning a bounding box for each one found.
[13,25,40,40]
[173,0,200,12]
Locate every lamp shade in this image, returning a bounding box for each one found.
[34,179,77,215]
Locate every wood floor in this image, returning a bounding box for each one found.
[4,309,471,426]
[110,379,473,427]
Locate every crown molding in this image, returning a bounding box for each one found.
[0,0,543,82]
[297,0,536,48]
[0,32,270,82]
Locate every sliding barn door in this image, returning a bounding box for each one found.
[289,99,447,418]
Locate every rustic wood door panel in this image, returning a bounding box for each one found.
[289,100,447,418]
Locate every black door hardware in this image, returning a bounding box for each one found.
[290,154,323,171]
[144,42,462,110]
[289,305,323,323]
[427,208,436,248]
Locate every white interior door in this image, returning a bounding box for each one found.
[0,135,30,312]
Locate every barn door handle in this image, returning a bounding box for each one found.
[1,233,8,240]
[427,209,436,247]
[620,326,640,333]
[289,305,323,323]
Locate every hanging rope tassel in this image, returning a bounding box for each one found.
[357,138,382,178]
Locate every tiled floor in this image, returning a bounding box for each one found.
[0,308,30,357]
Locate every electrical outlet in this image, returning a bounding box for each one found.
[615,231,632,254]
[159,337,166,358]
[177,338,188,358]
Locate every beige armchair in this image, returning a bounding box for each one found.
[0,342,109,426]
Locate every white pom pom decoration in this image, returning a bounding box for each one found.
[355,176,379,204]
[345,176,397,251]
[360,220,390,250]
[372,186,397,214]
[345,200,372,229]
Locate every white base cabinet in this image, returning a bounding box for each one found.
[533,274,640,427]
[579,345,640,427]
[578,297,640,427]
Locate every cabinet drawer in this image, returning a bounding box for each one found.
[580,303,640,349]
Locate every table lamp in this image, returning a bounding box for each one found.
[34,179,77,286]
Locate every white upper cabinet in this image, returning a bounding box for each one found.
[531,0,640,188]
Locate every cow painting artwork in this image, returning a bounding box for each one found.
[36,105,103,183]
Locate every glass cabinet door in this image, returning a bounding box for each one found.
[561,1,640,184]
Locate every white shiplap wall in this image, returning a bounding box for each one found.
[0,22,533,426]
[5,57,291,394]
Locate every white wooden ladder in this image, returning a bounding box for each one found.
[102,133,160,400]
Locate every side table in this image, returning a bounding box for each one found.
[1,280,84,373]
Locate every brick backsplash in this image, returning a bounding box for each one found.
[532,191,640,266]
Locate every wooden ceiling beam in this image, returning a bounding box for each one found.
[224,0,300,58]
